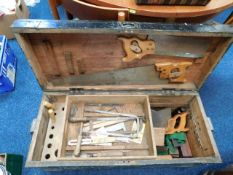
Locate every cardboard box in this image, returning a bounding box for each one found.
[0,35,17,94]
[0,0,29,39]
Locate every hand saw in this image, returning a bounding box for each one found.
[118,36,209,62]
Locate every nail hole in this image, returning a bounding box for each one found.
[51,126,55,129]
[49,134,53,139]
[54,113,57,115]
[45,154,50,159]
[47,143,52,148]
[62,107,65,111]
[55,149,58,157]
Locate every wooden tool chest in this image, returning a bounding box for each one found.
[12,19,233,169]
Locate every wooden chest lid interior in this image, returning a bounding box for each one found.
[12,20,233,91]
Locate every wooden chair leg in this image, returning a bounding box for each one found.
[48,0,60,20]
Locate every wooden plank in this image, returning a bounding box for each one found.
[14,33,47,88]
[26,157,221,168]
[28,95,49,162]
[66,145,149,151]
[41,97,68,161]
[57,96,70,158]
[48,84,197,92]
[144,96,157,156]
[74,102,85,156]
[187,96,216,157]
[58,155,158,161]
[153,128,165,146]
[194,38,233,88]
[12,20,233,37]
[180,136,192,158]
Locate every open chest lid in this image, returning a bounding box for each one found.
[11,19,233,93]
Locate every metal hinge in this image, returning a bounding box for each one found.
[69,88,85,95]
[161,88,177,95]
[160,88,197,96]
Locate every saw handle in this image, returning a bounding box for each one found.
[119,37,155,62]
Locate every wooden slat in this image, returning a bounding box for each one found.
[12,20,233,37]
[73,102,85,156]
[14,33,47,88]
[187,96,216,157]
[66,145,149,151]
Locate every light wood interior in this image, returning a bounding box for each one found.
[59,95,156,159]
[187,97,215,157]
[21,33,222,91]
[31,95,67,161]
[28,93,218,164]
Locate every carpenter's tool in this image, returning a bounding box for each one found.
[72,116,141,138]
[180,135,192,158]
[85,109,142,135]
[82,151,126,157]
[118,37,204,62]
[155,62,193,83]
[43,101,55,109]
[165,132,187,158]
[68,104,78,123]
[151,108,171,128]
[172,107,187,116]
[157,146,169,155]
[74,102,85,157]
[166,112,189,134]
[48,109,56,123]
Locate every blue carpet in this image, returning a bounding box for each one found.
[0,1,232,174]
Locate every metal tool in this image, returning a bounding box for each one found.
[155,62,193,83]
[85,109,141,135]
[166,112,189,134]
[118,37,204,62]
[151,108,171,128]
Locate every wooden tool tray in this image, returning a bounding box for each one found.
[12,19,233,169]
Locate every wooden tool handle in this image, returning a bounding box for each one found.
[74,129,82,156]
[155,62,192,83]
[44,101,55,109]
[166,112,189,134]
[119,37,155,62]
[72,118,89,122]
[74,102,85,157]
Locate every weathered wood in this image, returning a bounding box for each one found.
[153,128,165,146]
[64,95,154,158]
[66,145,149,151]
[12,20,233,37]
[74,102,85,156]
[14,33,47,88]
[13,20,233,91]
[14,19,224,169]
[187,96,217,157]
[194,38,233,88]
[41,99,67,161]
